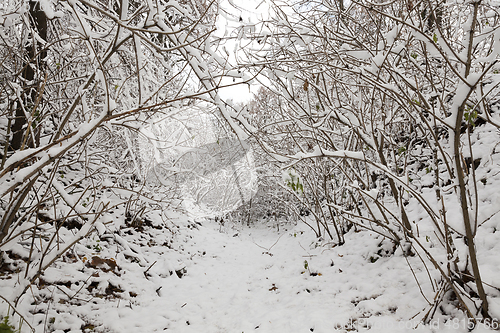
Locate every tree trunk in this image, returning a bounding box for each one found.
[454,1,489,318]
[10,1,47,150]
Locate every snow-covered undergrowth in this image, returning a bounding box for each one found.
[1,207,499,333]
[0,215,429,332]
[3,0,500,331]
[2,123,500,333]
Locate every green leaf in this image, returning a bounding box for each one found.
[464,109,478,126]
[285,169,304,194]
[0,316,17,333]
[433,33,438,43]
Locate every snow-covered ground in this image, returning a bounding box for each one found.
[2,211,496,333]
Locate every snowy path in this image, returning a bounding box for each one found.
[158,226,346,332]
[24,219,486,333]
[92,221,446,333]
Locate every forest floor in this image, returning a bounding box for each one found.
[2,209,497,333]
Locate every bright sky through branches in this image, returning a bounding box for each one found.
[215,0,270,103]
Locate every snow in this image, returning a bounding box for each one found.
[1,216,463,333]
[1,148,37,171]
[3,124,500,333]
[444,81,471,128]
[372,52,385,68]
[385,26,399,46]
[5,120,499,331]
[3,1,500,332]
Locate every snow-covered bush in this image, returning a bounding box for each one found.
[232,0,500,323]
[0,0,250,319]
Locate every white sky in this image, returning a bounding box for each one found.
[217,78,256,103]
[215,0,271,104]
